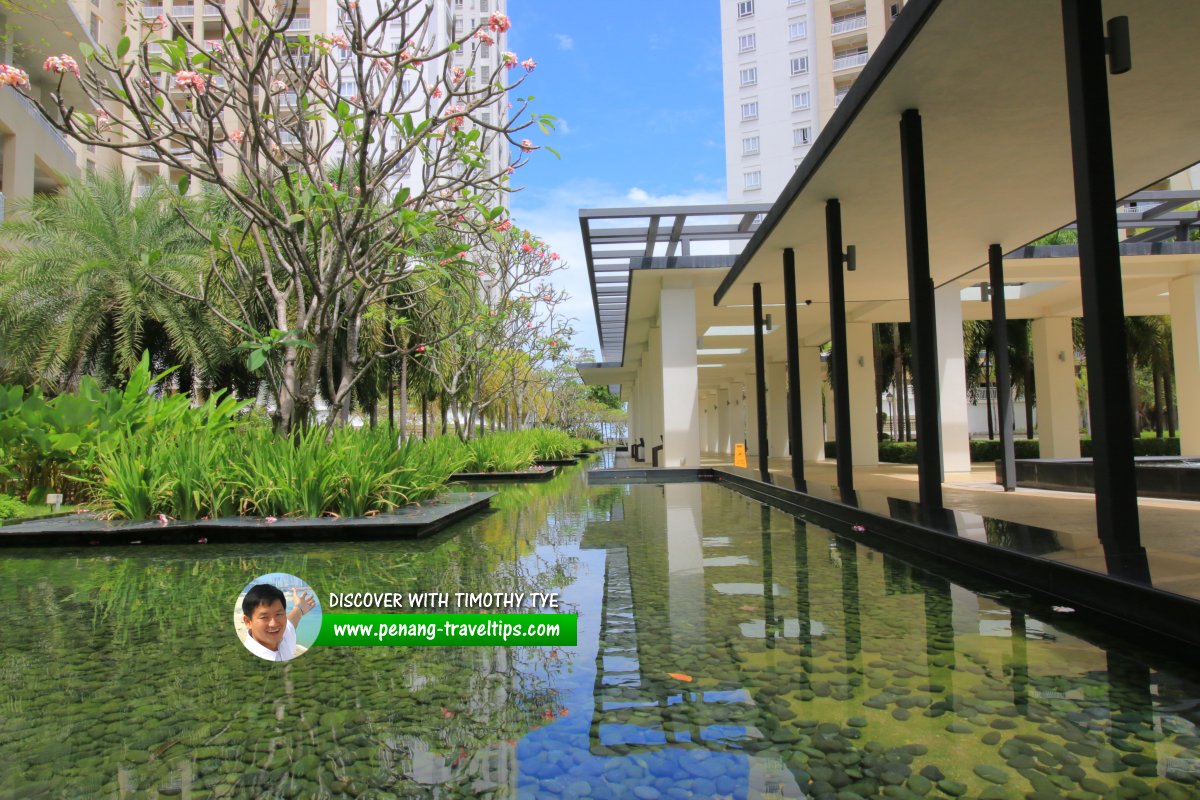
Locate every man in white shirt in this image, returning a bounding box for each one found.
[241,583,316,662]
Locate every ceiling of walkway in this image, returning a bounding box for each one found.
[714,0,1200,310]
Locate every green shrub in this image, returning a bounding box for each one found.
[0,495,28,520]
[522,428,577,460]
[464,431,536,473]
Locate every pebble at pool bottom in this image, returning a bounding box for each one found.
[0,464,1198,800]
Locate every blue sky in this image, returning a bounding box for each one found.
[507,1,729,356]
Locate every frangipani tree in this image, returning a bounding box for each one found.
[4,0,552,432]
[421,224,573,438]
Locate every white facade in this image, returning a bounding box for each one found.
[720,0,819,204]
[719,0,904,204]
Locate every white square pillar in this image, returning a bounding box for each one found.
[732,380,747,452]
[744,371,761,456]
[659,285,701,467]
[1171,275,1200,455]
[934,283,973,473]
[717,386,732,455]
[846,323,880,467]
[1032,317,1081,458]
[767,361,790,457]
[800,346,826,461]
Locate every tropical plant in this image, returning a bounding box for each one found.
[13,2,555,433]
[0,169,225,391]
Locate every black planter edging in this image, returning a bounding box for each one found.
[711,469,1200,659]
[450,466,559,482]
[536,458,579,467]
[1010,457,1200,501]
[587,467,717,485]
[0,491,496,547]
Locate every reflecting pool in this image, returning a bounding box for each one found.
[1,463,1199,799]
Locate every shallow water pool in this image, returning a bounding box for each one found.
[1,465,1198,799]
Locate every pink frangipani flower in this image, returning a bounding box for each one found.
[174,70,207,93]
[43,54,80,79]
[501,51,518,69]
[488,13,511,33]
[0,64,30,88]
[519,139,534,152]
[520,57,536,72]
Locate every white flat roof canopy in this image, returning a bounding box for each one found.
[715,0,1200,308]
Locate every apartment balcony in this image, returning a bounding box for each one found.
[203,3,222,16]
[142,5,164,16]
[135,184,155,198]
[831,13,867,35]
[833,49,869,71]
[170,4,195,16]
[834,89,850,106]
[287,16,311,32]
[14,92,76,164]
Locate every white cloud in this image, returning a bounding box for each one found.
[510,181,728,358]
[554,34,574,51]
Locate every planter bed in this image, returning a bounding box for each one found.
[536,457,579,467]
[450,466,559,482]
[0,491,495,547]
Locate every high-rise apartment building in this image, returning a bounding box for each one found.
[0,0,508,215]
[720,0,905,204]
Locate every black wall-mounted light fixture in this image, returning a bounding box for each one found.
[843,245,857,272]
[979,281,991,303]
[1105,16,1131,75]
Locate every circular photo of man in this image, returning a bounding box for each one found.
[234,573,321,662]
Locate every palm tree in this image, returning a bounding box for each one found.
[0,169,223,391]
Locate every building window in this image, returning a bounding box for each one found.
[481,111,491,125]
[788,0,804,5]
[340,80,356,95]
[737,1,754,19]
[479,0,489,10]
[86,160,96,174]
[790,54,809,75]
[794,126,812,147]
[788,20,807,40]
[479,43,490,58]
[740,101,758,121]
[454,18,463,36]
[739,66,757,87]
[455,0,463,6]
[89,13,100,39]
[791,90,810,110]
[738,33,756,52]
[742,135,760,156]
[481,65,491,82]
[744,171,762,190]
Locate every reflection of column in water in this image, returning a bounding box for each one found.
[793,518,812,660]
[664,484,705,650]
[760,505,776,650]
[837,537,861,663]
[1106,651,1154,751]
[1009,610,1029,715]
[922,575,956,702]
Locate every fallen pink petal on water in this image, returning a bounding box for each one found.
[265,516,278,524]
[157,514,169,527]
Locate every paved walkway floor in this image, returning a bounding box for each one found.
[602,451,1200,601]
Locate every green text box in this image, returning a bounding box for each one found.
[313,613,578,647]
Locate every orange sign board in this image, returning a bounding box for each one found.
[733,443,748,468]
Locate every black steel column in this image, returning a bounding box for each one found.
[1060,0,1148,582]
[826,199,854,497]
[989,244,1017,491]
[783,248,807,492]
[899,109,944,513]
[752,283,771,482]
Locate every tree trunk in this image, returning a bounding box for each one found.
[398,354,409,443]
[387,374,394,434]
[421,395,428,439]
[873,324,884,442]
[1025,363,1036,440]
[1129,358,1140,435]
[984,349,994,440]
[1153,362,1164,438]
[440,395,448,435]
[892,323,905,442]
[1166,364,1177,438]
